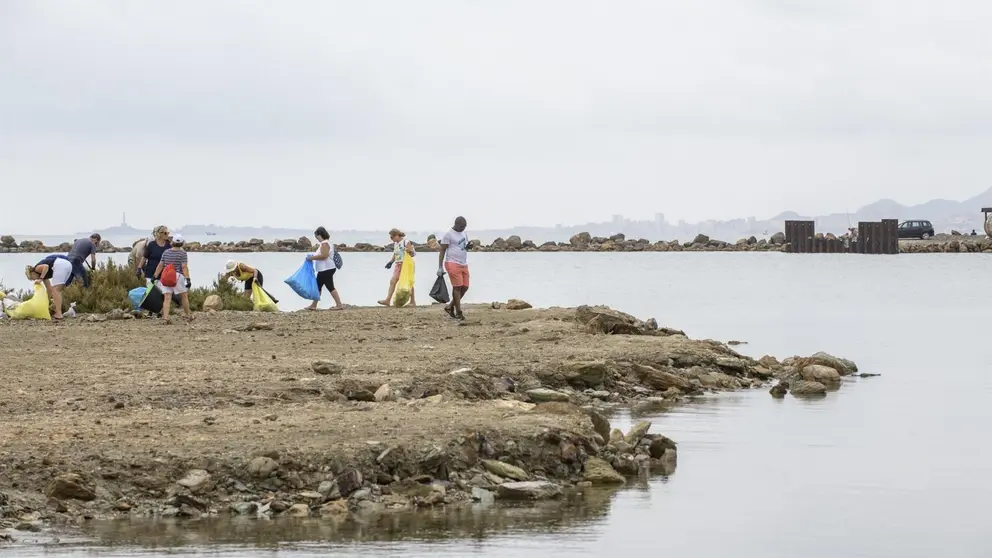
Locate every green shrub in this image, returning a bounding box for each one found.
[188,275,255,311]
[62,259,144,313]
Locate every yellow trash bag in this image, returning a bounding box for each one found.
[392,256,416,307]
[8,283,51,320]
[251,281,279,312]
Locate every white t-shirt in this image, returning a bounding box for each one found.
[50,257,73,287]
[313,240,335,272]
[441,229,469,265]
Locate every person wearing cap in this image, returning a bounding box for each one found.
[66,233,101,288]
[378,228,416,307]
[222,260,278,303]
[152,234,193,324]
[24,254,74,320]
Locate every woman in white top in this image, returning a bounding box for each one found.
[24,255,74,320]
[378,228,416,307]
[306,226,344,311]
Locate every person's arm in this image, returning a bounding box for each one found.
[33,265,49,283]
[182,261,191,287]
[308,243,330,261]
[89,244,97,269]
[437,241,447,273]
[153,261,164,280]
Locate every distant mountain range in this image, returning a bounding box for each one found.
[67,187,992,245]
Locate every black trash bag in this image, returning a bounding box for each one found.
[140,284,182,315]
[429,275,450,304]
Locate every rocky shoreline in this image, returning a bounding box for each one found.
[3,232,991,255]
[0,304,864,544]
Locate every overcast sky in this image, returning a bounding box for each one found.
[2,0,991,234]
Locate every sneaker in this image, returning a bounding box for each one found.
[455,312,465,321]
[444,305,456,319]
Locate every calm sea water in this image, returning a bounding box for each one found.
[2,252,991,558]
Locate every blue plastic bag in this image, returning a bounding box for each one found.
[128,287,147,310]
[285,258,320,301]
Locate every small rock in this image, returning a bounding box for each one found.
[247,456,279,478]
[482,459,529,481]
[790,380,828,396]
[769,382,789,398]
[311,360,343,375]
[230,502,258,515]
[47,473,96,501]
[202,295,224,311]
[809,351,858,375]
[801,364,841,384]
[286,503,310,517]
[374,384,396,402]
[297,491,323,500]
[264,414,278,421]
[319,500,350,518]
[526,388,570,403]
[505,299,533,310]
[318,480,338,499]
[176,469,212,494]
[15,521,41,532]
[496,481,562,501]
[588,410,612,443]
[648,435,678,459]
[583,457,626,484]
[625,421,651,445]
[335,468,363,498]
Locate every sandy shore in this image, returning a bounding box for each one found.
[0,304,855,541]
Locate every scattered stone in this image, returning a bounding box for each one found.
[758,355,780,368]
[801,364,841,384]
[790,380,828,396]
[493,400,536,412]
[311,360,343,375]
[560,361,608,388]
[335,468,363,498]
[287,503,311,517]
[319,500,350,518]
[583,457,626,484]
[625,421,651,445]
[202,295,224,312]
[496,481,562,501]
[505,299,533,310]
[588,410,612,443]
[297,491,323,501]
[47,473,96,501]
[318,480,339,500]
[648,435,678,459]
[176,469,212,494]
[237,322,273,332]
[482,459,529,481]
[230,502,258,515]
[374,384,396,402]
[808,352,858,375]
[247,456,279,478]
[769,381,789,398]
[633,364,692,391]
[526,388,570,403]
[264,414,278,421]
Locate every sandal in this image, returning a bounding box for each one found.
[377,300,390,307]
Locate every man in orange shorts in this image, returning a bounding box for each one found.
[438,216,470,320]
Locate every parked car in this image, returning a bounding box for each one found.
[897,220,935,240]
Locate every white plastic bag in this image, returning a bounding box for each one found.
[64,302,77,319]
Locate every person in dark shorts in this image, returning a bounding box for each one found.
[223,260,279,304]
[306,226,344,311]
[66,233,100,288]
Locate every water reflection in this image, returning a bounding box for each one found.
[69,487,625,551]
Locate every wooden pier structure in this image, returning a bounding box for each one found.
[784,220,899,254]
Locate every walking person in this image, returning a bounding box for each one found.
[222,260,278,303]
[306,226,344,311]
[378,228,416,307]
[438,216,470,320]
[153,234,193,324]
[66,233,101,288]
[137,226,172,280]
[24,254,74,320]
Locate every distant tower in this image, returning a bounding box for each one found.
[655,213,665,225]
[122,212,127,227]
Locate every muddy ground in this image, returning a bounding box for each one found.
[0,303,849,542]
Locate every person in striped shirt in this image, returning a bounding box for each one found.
[153,234,194,324]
